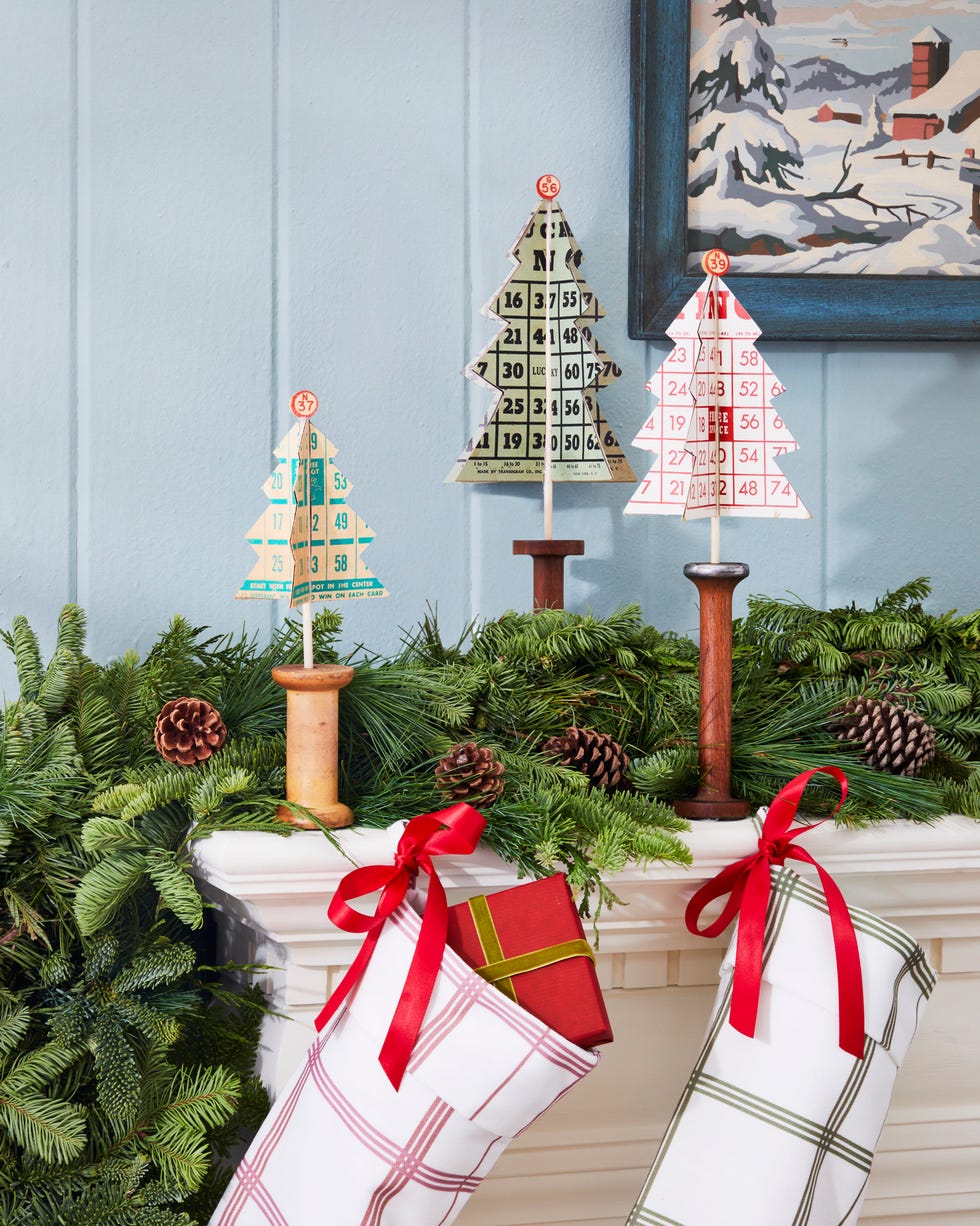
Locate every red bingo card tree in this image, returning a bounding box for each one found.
[626,250,808,819]
[448,175,634,610]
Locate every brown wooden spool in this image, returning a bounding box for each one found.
[271,663,355,828]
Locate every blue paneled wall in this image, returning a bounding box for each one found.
[1,0,977,697]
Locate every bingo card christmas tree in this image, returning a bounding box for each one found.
[449,176,634,608]
[626,251,808,819]
[238,390,387,614]
[625,252,807,538]
[237,390,386,828]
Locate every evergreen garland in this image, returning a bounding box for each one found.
[0,609,268,1223]
[2,578,978,1214]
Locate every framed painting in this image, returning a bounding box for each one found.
[629,0,980,340]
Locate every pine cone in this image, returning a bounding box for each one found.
[541,726,629,791]
[834,696,936,777]
[154,697,227,765]
[434,742,505,805]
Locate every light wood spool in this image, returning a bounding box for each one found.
[271,663,355,828]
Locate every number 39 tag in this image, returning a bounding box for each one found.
[701,248,730,276]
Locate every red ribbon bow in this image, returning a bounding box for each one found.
[685,767,865,1059]
[314,803,486,1089]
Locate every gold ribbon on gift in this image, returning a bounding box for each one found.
[467,893,595,1004]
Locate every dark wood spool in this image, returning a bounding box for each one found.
[512,539,585,611]
[674,562,752,820]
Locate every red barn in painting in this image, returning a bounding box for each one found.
[890,29,980,139]
[910,25,950,97]
[816,100,862,124]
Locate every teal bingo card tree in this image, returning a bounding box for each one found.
[237,390,386,829]
[237,390,387,625]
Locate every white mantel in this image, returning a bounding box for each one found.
[192,816,980,1226]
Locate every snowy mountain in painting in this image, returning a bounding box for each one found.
[785,57,911,106]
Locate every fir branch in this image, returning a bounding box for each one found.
[73,851,150,936]
[92,1011,141,1121]
[629,745,701,799]
[0,617,44,702]
[0,1090,87,1164]
[151,1064,240,1136]
[144,1123,211,1191]
[111,940,197,995]
[0,1003,31,1058]
[144,851,205,930]
[82,817,149,856]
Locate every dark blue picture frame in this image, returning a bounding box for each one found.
[628,0,980,341]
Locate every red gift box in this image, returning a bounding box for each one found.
[445,873,613,1048]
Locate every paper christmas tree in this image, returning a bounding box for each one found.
[624,256,808,820]
[448,192,634,484]
[288,422,387,604]
[237,396,386,605]
[237,419,306,600]
[625,273,808,520]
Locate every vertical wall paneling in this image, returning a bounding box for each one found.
[0,0,977,688]
[78,0,276,666]
[268,0,283,649]
[460,0,475,632]
[825,343,977,615]
[283,0,469,655]
[0,2,74,697]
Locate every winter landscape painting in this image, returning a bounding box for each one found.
[628,0,980,339]
[686,0,980,276]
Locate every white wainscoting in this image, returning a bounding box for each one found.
[191,816,980,1226]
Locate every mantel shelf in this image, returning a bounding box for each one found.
[191,815,980,1226]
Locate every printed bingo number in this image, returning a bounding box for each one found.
[464,201,609,476]
[290,390,318,419]
[288,424,384,601]
[701,248,730,277]
[685,334,801,515]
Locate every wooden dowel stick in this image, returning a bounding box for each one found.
[301,601,314,670]
[711,275,721,565]
[543,196,554,540]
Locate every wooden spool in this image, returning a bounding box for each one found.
[512,539,585,611]
[674,562,752,820]
[271,663,355,828]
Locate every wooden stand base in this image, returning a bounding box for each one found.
[674,562,751,821]
[512,539,584,610]
[271,663,355,828]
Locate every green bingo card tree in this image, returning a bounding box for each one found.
[448,180,633,487]
[448,176,634,609]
